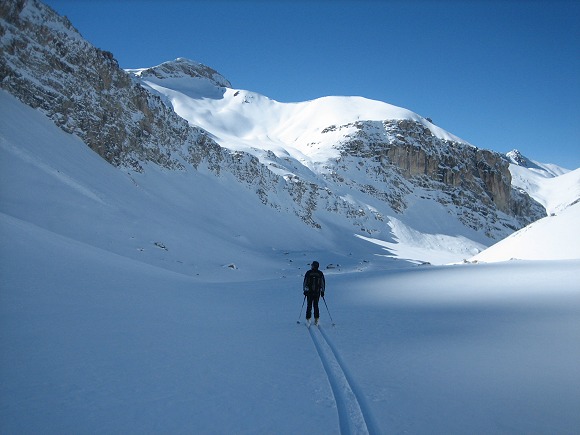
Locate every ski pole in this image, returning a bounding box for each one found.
[296,294,306,324]
[321,295,336,326]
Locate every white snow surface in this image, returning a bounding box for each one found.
[470,202,580,262]
[506,148,578,215]
[1,89,580,434]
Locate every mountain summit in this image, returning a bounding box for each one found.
[127,58,232,88]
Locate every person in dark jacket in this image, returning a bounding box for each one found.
[303,261,326,325]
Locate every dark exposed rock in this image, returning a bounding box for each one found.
[333,119,545,233]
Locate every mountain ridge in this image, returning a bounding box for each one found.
[127,57,546,242]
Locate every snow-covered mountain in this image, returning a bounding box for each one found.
[2,83,580,434]
[127,58,548,246]
[1,0,551,267]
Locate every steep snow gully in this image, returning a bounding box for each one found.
[307,324,379,435]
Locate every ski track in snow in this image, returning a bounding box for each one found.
[308,324,375,435]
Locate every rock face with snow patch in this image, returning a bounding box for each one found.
[129,57,231,89]
[332,120,545,235]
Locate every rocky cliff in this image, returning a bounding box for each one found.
[332,119,545,235]
[0,0,226,171]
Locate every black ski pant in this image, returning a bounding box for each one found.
[306,292,320,319]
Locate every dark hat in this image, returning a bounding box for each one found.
[311,261,319,269]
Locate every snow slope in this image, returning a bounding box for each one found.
[1,86,580,433]
[125,59,527,266]
[0,90,360,280]
[470,201,580,262]
[4,207,579,434]
[129,59,468,169]
[511,165,580,215]
[129,60,580,267]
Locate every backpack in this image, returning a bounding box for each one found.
[305,270,323,293]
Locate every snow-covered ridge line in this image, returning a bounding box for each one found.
[126,58,469,151]
[506,149,570,177]
[127,58,550,245]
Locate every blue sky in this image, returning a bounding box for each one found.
[44,0,579,169]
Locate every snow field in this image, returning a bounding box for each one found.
[1,80,580,433]
[2,213,579,433]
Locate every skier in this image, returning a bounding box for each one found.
[303,261,325,325]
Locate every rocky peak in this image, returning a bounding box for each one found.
[329,119,546,235]
[129,58,232,88]
[506,149,542,170]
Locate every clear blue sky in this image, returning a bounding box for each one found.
[44,0,579,169]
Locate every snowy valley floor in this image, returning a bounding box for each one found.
[1,213,579,434]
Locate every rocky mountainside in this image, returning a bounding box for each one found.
[1,0,546,254]
[0,0,226,172]
[506,149,571,179]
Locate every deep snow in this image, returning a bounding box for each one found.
[1,88,580,434]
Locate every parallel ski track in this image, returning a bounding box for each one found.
[308,324,374,435]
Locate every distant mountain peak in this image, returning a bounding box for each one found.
[506,149,540,169]
[127,58,232,88]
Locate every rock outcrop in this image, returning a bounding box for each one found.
[322,119,545,235]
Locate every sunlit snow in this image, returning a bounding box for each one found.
[1,81,579,435]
